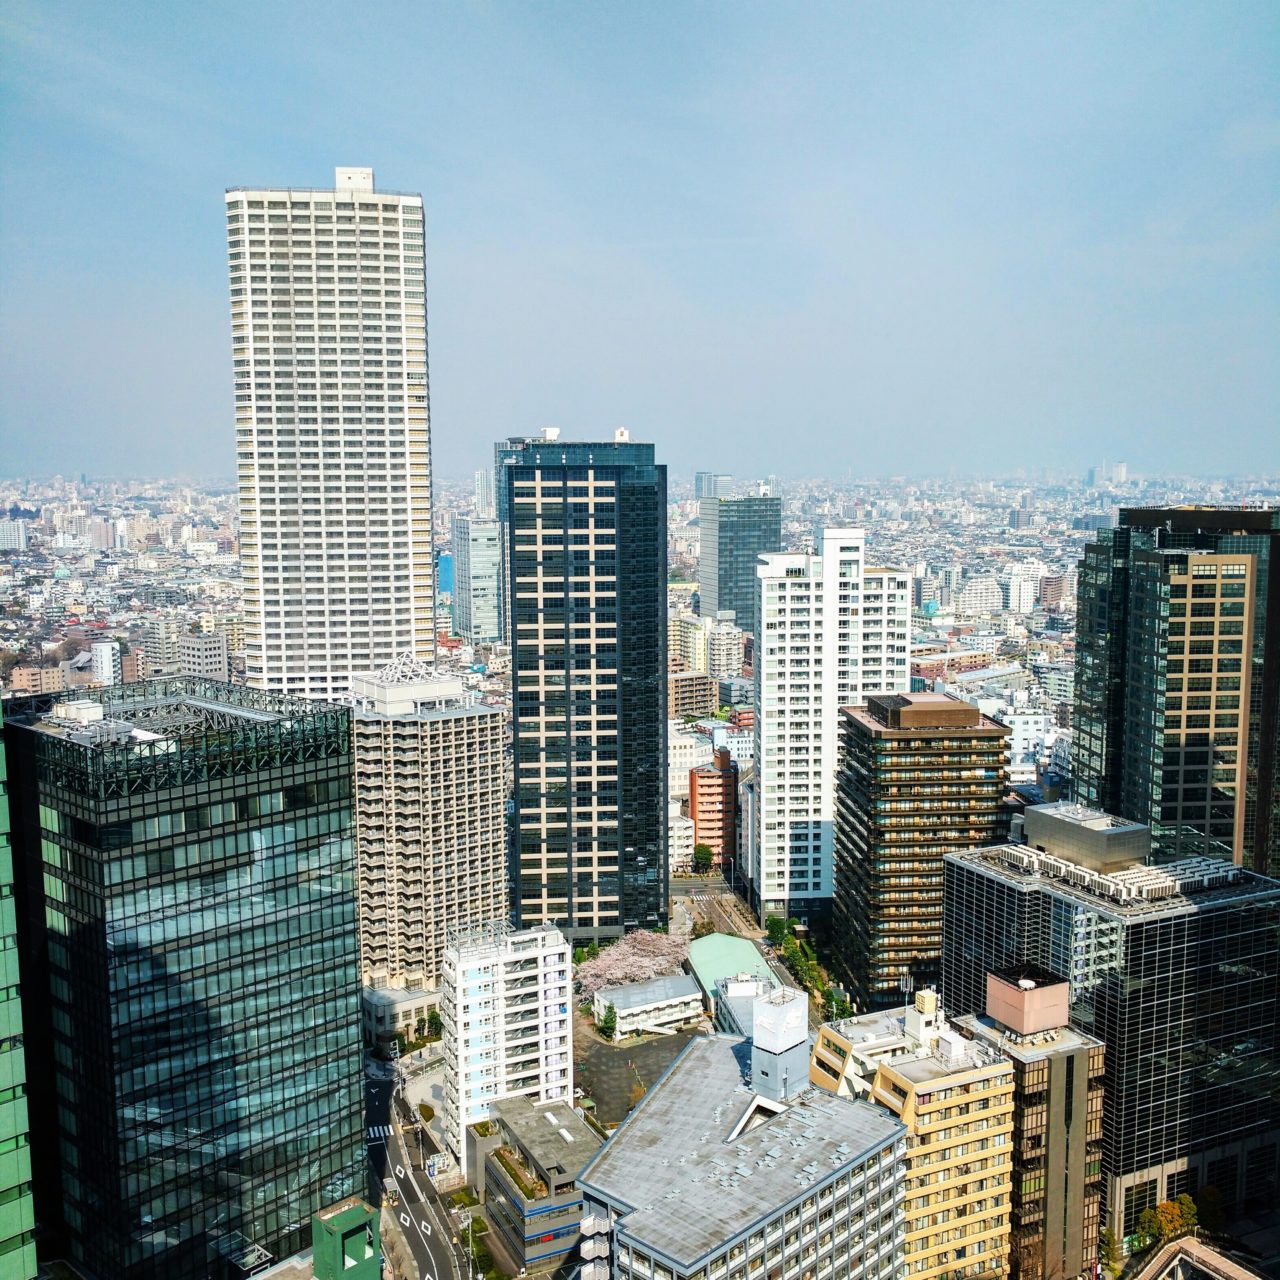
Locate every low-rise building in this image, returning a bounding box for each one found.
[811,989,1015,1280]
[592,973,703,1039]
[954,968,1105,1280]
[685,933,777,1020]
[669,670,719,720]
[578,996,907,1280]
[484,1097,603,1274]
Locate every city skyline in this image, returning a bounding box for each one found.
[3,3,1278,480]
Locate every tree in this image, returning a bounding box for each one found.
[692,843,713,875]
[586,941,600,961]
[1195,1185,1225,1233]
[427,1008,443,1040]
[1175,1193,1197,1232]
[1099,1227,1122,1276]
[1154,1200,1183,1240]
[599,1003,617,1039]
[766,916,788,946]
[415,1016,427,1040]
[691,919,716,940]
[1135,1208,1160,1250]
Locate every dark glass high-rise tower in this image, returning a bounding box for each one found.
[497,431,667,943]
[697,494,782,637]
[3,679,364,1280]
[943,803,1280,1239]
[1072,508,1280,872]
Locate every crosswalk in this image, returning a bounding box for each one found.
[367,1124,394,1140]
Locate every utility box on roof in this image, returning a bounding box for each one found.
[312,1197,380,1280]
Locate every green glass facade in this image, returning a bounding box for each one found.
[3,679,364,1280]
[1072,509,1280,873]
[0,741,37,1279]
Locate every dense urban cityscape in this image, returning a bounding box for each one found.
[2,6,1278,1280]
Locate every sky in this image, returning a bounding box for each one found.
[1,2,1277,481]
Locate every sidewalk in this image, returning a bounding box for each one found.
[401,1060,448,1153]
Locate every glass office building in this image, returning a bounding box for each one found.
[698,494,783,637]
[0,741,36,1278]
[497,431,667,942]
[3,679,364,1279]
[1073,508,1280,873]
[942,805,1280,1239]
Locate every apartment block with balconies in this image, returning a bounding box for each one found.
[810,989,1015,1280]
[441,922,573,1180]
[351,657,507,1049]
[833,692,1009,1010]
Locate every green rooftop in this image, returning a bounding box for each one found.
[686,933,776,996]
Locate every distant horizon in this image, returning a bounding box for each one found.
[3,464,1280,489]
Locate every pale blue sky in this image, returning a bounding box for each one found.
[1,1,1277,479]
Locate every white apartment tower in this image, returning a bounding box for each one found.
[751,530,911,923]
[227,167,434,699]
[90,639,121,687]
[441,922,573,1178]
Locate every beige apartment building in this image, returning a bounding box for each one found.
[812,989,1015,1280]
[351,656,507,1048]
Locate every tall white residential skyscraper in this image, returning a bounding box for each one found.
[750,530,911,924]
[226,166,434,699]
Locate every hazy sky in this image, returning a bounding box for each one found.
[1,2,1277,480]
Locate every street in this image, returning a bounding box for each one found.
[366,1074,460,1280]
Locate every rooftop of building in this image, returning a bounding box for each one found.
[492,1095,603,1180]
[953,1011,1104,1063]
[579,1035,904,1269]
[687,934,777,996]
[824,996,1009,1082]
[596,972,702,1013]
[847,690,1007,734]
[947,842,1280,918]
[4,676,341,748]
[445,919,567,957]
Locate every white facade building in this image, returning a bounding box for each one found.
[956,575,1003,617]
[671,612,744,680]
[668,721,714,801]
[178,630,230,681]
[441,922,572,1178]
[0,520,29,551]
[90,640,121,687]
[668,801,696,874]
[751,531,911,922]
[227,166,434,698]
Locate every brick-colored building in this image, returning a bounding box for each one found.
[689,748,738,862]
